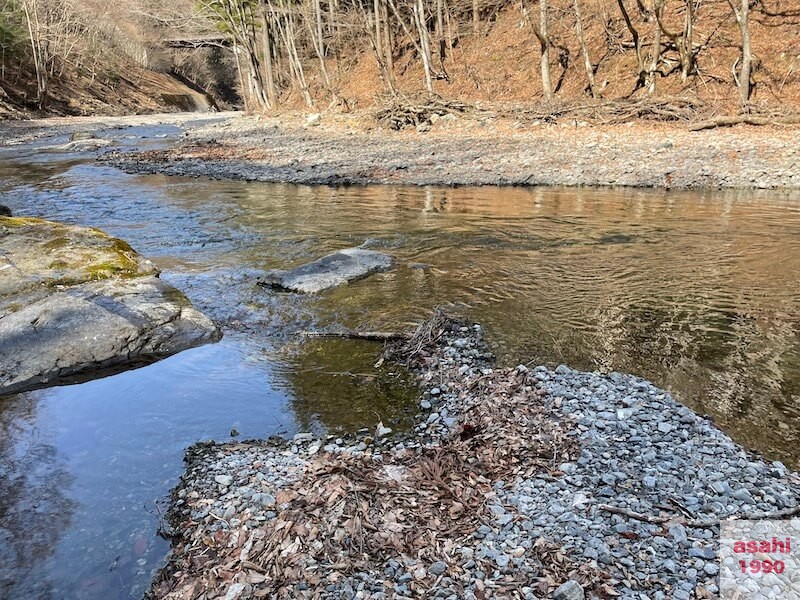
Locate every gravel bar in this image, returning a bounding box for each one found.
[105,112,800,190]
[150,314,800,600]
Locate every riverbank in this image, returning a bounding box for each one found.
[151,312,800,600]
[104,110,800,190]
[0,112,238,149]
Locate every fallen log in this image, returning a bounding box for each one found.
[689,115,800,131]
[301,331,411,342]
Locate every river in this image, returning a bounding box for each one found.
[1,119,799,599]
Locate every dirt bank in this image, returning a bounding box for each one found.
[104,111,800,190]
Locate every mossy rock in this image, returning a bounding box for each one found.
[0,216,158,302]
[0,217,220,395]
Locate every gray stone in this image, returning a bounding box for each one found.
[260,248,394,293]
[552,580,584,600]
[0,217,220,395]
[214,475,233,486]
[428,561,448,576]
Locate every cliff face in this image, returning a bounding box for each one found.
[0,65,214,120]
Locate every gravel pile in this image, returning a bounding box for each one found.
[150,315,800,600]
[503,365,800,599]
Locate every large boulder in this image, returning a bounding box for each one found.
[260,248,394,294]
[0,217,220,395]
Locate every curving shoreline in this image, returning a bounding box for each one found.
[150,314,800,599]
[104,112,800,190]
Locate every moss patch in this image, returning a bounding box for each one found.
[0,216,50,229]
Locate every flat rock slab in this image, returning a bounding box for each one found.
[0,217,220,395]
[262,248,394,294]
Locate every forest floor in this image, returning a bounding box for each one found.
[102,108,800,190]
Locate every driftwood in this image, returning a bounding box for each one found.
[302,330,411,341]
[500,97,701,125]
[688,114,800,131]
[375,94,471,130]
[599,503,800,529]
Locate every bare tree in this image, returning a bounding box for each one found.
[412,0,435,95]
[20,0,48,105]
[654,0,695,83]
[616,0,646,89]
[520,0,553,100]
[727,0,752,109]
[200,0,270,110]
[572,0,597,97]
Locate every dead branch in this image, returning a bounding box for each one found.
[688,114,800,131]
[302,330,411,341]
[599,503,800,528]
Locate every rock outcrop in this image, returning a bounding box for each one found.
[260,248,394,294]
[0,217,220,395]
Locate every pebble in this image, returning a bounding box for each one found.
[214,475,233,486]
[552,580,584,600]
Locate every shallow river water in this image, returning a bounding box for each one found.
[1,122,800,599]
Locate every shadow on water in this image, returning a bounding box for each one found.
[1,137,800,598]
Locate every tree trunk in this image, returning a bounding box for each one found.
[616,0,645,88]
[647,8,661,95]
[413,0,435,95]
[539,0,552,100]
[573,0,596,97]
[727,0,751,109]
[520,0,552,100]
[260,10,278,106]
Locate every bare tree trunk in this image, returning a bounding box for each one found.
[654,0,694,83]
[682,0,694,81]
[472,0,479,33]
[435,0,446,63]
[21,0,48,106]
[363,0,396,94]
[520,0,552,100]
[573,0,596,97]
[727,0,752,109]
[275,0,314,107]
[306,0,333,98]
[647,7,661,95]
[412,0,435,95]
[616,0,646,88]
[260,9,278,106]
[381,0,394,74]
[539,0,552,99]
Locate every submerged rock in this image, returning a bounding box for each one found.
[0,217,220,395]
[260,247,394,293]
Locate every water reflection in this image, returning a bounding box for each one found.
[0,393,75,599]
[272,338,420,435]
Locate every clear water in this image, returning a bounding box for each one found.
[1,124,800,599]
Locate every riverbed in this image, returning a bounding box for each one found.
[1,115,800,599]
